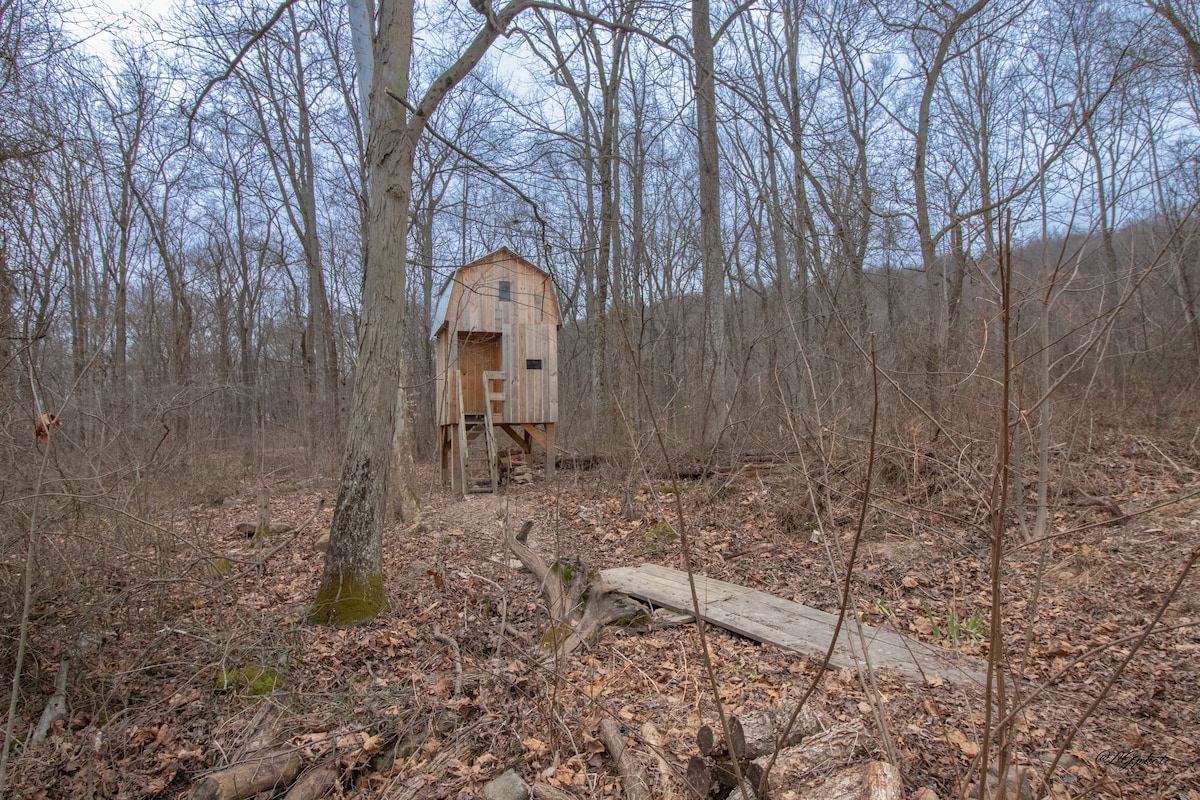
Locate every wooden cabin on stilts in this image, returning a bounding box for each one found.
[434,248,560,494]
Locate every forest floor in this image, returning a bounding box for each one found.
[5,427,1200,799]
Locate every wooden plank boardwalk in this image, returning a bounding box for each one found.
[601,564,986,686]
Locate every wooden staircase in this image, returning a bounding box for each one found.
[455,370,506,494]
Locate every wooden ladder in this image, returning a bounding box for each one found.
[483,371,506,423]
[477,371,506,493]
[455,370,504,495]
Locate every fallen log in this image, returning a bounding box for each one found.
[282,764,339,800]
[737,701,829,759]
[190,750,305,800]
[862,761,903,800]
[599,719,650,800]
[759,760,901,800]
[752,722,867,792]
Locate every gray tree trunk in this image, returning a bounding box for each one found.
[694,0,729,454]
[312,0,534,624]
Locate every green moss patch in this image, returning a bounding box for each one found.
[612,609,653,628]
[539,624,569,649]
[648,522,678,541]
[307,572,390,626]
[551,560,589,585]
[214,665,281,695]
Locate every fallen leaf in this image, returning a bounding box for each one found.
[523,737,549,756]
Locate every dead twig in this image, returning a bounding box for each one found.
[598,718,651,800]
[431,628,464,697]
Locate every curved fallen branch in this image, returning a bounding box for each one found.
[505,520,647,656]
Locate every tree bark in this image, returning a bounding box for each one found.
[309,0,414,625]
[190,750,305,800]
[282,764,339,800]
[313,0,535,625]
[694,0,729,454]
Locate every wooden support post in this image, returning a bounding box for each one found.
[447,427,456,493]
[455,371,468,496]
[500,424,532,454]
[453,425,467,496]
[519,423,547,450]
[545,423,555,479]
[440,427,450,485]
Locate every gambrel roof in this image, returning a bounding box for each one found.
[433,247,561,336]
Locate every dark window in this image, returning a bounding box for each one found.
[526,359,543,370]
[498,281,511,301]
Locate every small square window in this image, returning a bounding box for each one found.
[498,281,511,302]
[526,359,543,370]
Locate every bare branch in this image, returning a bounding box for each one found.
[384,87,549,239]
[183,0,303,139]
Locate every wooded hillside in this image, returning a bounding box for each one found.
[2,0,1199,796]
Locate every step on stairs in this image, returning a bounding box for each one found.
[462,416,495,493]
[455,371,506,495]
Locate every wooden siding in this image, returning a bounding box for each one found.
[502,323,558,424]
[435,250,560,428]
[436,251,561,336]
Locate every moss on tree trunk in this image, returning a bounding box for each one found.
[310,456,392,626]
[307,572,389,626]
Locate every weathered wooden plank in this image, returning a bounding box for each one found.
[601,564,985,686]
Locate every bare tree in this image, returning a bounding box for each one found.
[312,0,549,624]
[516,2,636,447]
[694,0,730,454]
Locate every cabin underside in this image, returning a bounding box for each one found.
[440,419,556,494]
[439,368,556,494]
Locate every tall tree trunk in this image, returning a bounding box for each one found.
[911,0,990,431]
[694,0,729,454]
[593,23,628,448]
[313,0,534,624]
[1082,116,1126,390]
[310,0,414,626]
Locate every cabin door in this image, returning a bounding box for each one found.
[456,332,502,415]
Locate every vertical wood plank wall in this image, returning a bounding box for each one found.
[434,250,560,430]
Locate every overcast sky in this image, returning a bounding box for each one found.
[70,0,179,57]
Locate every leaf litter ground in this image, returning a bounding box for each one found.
[5,430,1200,799]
